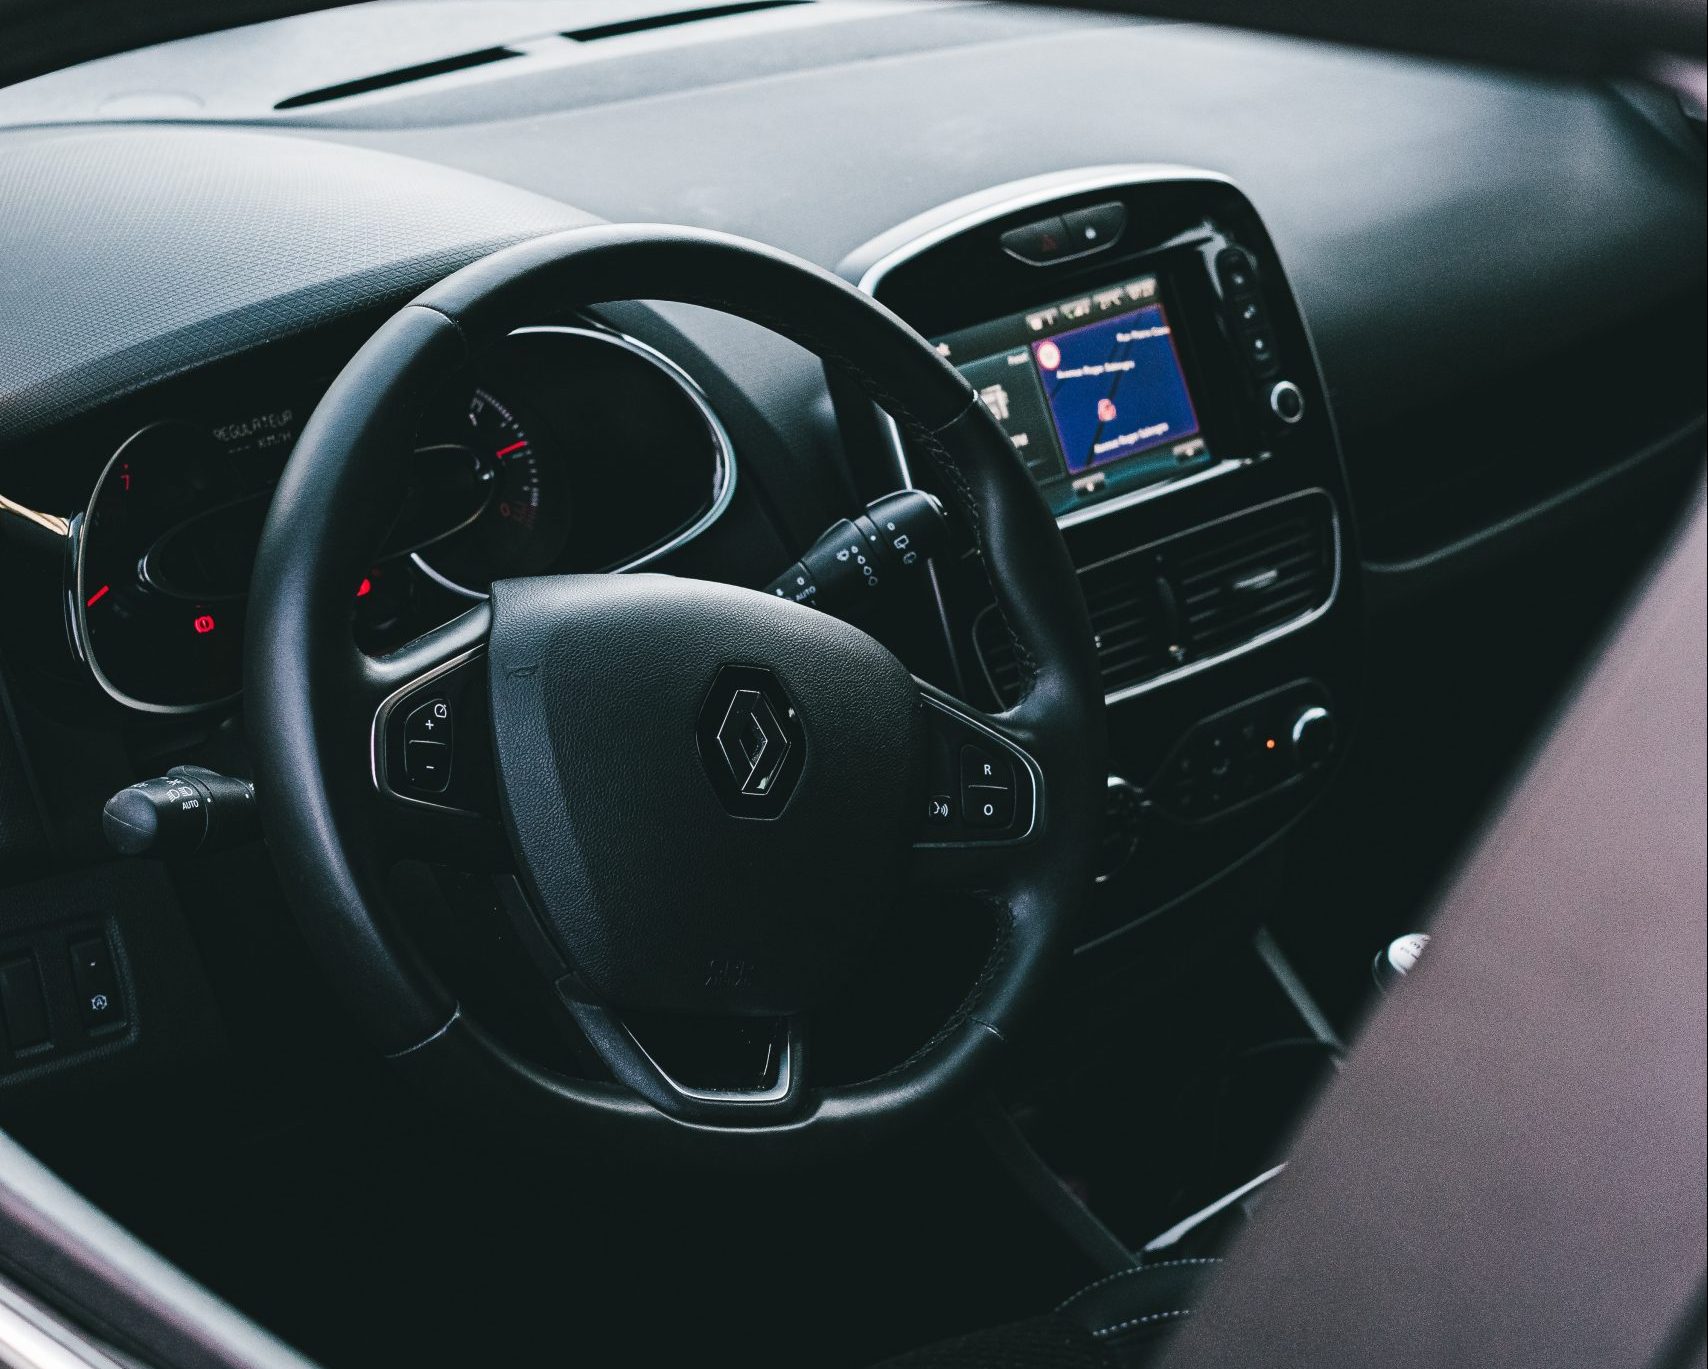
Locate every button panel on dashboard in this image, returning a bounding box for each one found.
[1149,681,1335,823]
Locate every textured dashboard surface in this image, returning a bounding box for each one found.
[306,17,1704,442]
[0,126,591,445]
[0,3,1701,465]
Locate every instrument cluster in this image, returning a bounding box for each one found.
[68,324,733,713]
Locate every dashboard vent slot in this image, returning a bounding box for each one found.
[566,1,806,43]
[1080,557,1173,694]
[274,48,521,110]
[1168,501,1334,658]
[971,493,1336,708]
[974,553,1173,706]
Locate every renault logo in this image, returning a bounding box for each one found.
[696,666,805,817]
[717,689,791,796]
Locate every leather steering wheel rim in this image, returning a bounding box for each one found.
[245,224,1104,1156]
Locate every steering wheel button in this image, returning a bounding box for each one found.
[404,739,453,792]
[926,793,953,824]
[959,743,1011,791]
[962,785,1015,828]
[405,696,453,744]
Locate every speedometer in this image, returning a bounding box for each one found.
[414,387,570,597]
[75,421,269,712]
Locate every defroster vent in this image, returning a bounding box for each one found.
[974,492,1337,706]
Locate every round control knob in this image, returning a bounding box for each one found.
[1268,379,1306,425]
[1288,705,1335,772]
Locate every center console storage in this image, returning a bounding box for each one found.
[838,167,1362,946]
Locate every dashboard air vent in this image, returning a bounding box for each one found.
[274,48,520,110]
[973,493,1336,708]
[270,3,808,109]
[1169,497,1335,660]
[566,1,806,43]
[1079,556,1174,693]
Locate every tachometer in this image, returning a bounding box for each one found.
[414,387,570,597]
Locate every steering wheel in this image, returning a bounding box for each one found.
[246,226,1104,1155]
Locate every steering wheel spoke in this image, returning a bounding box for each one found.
[558,984,806,1123]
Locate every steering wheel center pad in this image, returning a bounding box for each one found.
[488,571,919,1016]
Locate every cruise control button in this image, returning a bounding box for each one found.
[962,785,1015,828]
[960,743,1012,790]
[404,739,453,792]
[405,696,453,744]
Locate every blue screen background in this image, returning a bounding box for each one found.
[1035,303,1201,474]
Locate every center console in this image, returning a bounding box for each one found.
[839,167,1361,947]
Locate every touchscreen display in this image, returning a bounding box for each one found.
[933,274,1212,516]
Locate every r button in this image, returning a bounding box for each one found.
[960,743,1012,791]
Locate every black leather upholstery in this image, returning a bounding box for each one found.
[1055,1260,1221,1363]
[1154,480,1708,1369]
[876,1258,1221,1369]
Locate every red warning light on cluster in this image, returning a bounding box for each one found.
[192,613,217,635]
[356,576,373,598]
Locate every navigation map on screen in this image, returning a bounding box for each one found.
[1032,302,1200,475]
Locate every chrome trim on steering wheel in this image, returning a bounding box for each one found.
[620,1016,798,1106]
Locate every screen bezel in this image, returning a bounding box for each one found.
[864,189,1261,520]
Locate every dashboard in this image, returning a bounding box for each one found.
[0,0,1703,1091]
